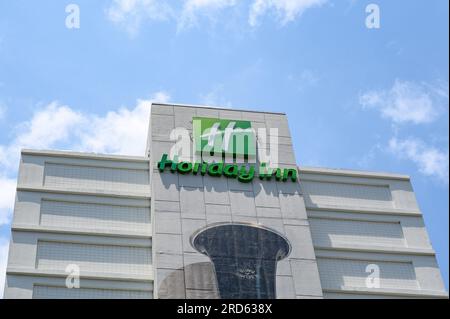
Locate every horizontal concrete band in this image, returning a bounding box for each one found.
[323,287,449,298]
[11,224,153,240]
[306,205,422,217]
[6,268,154,283]
[21,149,150,162]
[313,246,436,257]
[299,166,411,181]
[17,186,151,200]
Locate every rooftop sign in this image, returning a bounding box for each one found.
[157,154,298,183]
[157,116,296,183]
[193,117,256,160]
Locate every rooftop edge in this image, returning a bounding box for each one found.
[151,102,287,115]
[298,166,411,181]
[21,149,149,162]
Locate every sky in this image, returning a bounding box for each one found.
[0,0,448,297]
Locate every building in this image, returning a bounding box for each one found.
[3,103,448,299]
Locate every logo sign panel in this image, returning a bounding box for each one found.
[157,116,298,183]
[193,117,256,159]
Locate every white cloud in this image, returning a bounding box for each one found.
[1,92,169,163]
[360,80,448,124]
[77,91,170,155]
[15,103,83,150]
[0,237,9,299]
[0,102,84,169]
[106,0,174,36]
[0,177,16,226]
[106,0,327,34]
[178,0,237,30]
[77,99,153,155]
[0,91,170,226]
[389,137,449,183]
[249,0,327,27]
[359,80,449,183]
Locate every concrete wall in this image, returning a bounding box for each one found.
[149,103,323,299]
[4,150,152,299]
[299,167,448,298]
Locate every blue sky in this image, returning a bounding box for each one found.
[0,0,448,296]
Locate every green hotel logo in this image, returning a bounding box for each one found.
[158,116,297,183]
[158,154,298,183]
[193,117,256,159]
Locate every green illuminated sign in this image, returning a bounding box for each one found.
[158,154,297,183]
[193,117,256,159]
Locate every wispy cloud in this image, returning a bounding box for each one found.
[249,0,327,27]
[106,0,174,36]
[359,79,449,183]
[178,0,237,31]
[359,79,448,125]
[288,69,320,92]
[389,137,449,183]
[0,91,171,226]
[106,0,327,35]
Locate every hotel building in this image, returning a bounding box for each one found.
[3,103,448,299]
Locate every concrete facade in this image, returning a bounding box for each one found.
[149,104,319,299]
[2,103,448,299]
[299,167,448,298]
[4,150,153,299]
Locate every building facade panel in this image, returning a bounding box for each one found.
[40,199,150,233]
[33,285,153,299]
[317,257,418,290]
[5,275,153,299]
[301,180,393,210]
[4,151,152,299]
[300,166,446,298]
[309,217,406,248]
[36,241,152,275]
